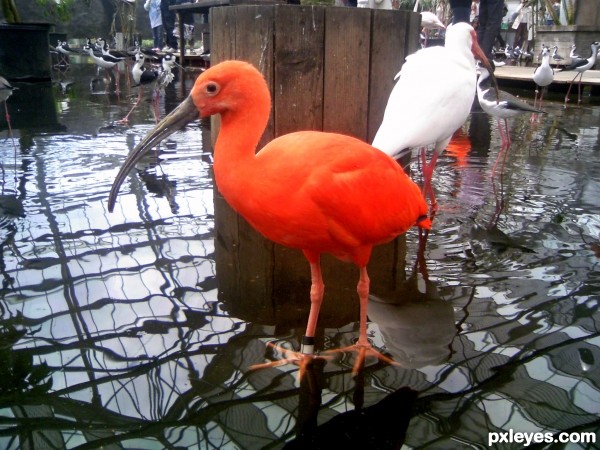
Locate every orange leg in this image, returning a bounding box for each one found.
[421,148,439,211]
[323,266,399,375]
[248,257,329,379]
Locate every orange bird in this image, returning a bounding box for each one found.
[108,60,431,373]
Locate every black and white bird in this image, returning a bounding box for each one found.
[55,40,80,66]
[551,46,565,66]
[562,41,599,106]
[0,76,15,104]
[476,66,543,148]
[569,44,582,63]
[532,46,554,110]
[1,76,17,150]
[83,42,121,70]
[118,52,159,124]
[157,53,177,89]
[96,37,129,61]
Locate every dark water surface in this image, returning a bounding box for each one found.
[0,61,599,449]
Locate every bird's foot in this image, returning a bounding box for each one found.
[322,342,399,375]
[249,342,332,380]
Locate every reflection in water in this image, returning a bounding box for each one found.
[0,62,599,448]
[369,243,457,369]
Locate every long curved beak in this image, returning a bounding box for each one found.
[108,95,199,212]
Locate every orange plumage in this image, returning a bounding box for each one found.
[110,60,431,372]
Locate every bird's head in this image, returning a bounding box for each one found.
[190,60,270,120]
[446,22,500,101]
[108,60,270,212]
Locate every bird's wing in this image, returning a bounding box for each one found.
[373,48,475,158]
[250,132,428,255]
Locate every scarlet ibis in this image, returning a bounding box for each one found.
[532,46,554,110]
[372,22,495,207]
[108,60,432,375]
[476,66,542,147]
[563,41,599,106]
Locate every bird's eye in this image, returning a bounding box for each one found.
[206,83,219,95]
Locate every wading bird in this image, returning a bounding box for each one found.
[476,66,543,174]
[371,22,496,209]
[532,46,554,110]
[477,66,542,143]
[0,76,17,151]
[108,60,432,375]
[552,45,565,66]
[118,52,158,124]
[563,41,599,106]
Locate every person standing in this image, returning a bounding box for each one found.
[144,0,163,51]
[160,0,178,52]
[477,0,505,58]
[449,0,471,23]
[512,0,531,49]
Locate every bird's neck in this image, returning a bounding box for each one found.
[212,104,270,199]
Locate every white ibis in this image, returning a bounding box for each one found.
[118,52,159,124]
[372,22,495,208]
[476,66,543,149]
[532,46,554,110]
[420,11,445,47]
[563,41,599,106]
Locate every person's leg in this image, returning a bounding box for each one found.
[478,0,504,57]
[161,0,178,49]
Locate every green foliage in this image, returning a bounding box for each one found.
[35,0,75,22]
[397,0,436,10]
[1,0,21,23]
[1,0,92,23]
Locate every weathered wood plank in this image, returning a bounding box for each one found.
[368,9,420,143]
[211,5,421,333]
[273,5,326,136]
[323,7,371,140]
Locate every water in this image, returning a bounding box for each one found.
[0,60,599,449]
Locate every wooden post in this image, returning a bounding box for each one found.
[210,5,421,334]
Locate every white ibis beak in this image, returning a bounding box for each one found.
[108,95,199,212]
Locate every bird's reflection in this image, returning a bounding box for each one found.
[286,360,417,450]
[368,242,457,369]
[470,176,535,254]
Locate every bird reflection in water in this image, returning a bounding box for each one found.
[0,76,17,153]
[368,241,457,369]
